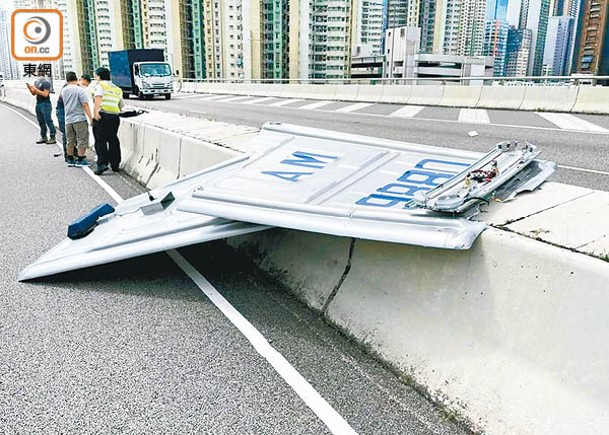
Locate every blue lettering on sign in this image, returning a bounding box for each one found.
[261,171,314,182]
[397,169,453,187]
[262,151,339,183]
[356,158,471,208]
[415,159,469,173]
[281,151,338,169]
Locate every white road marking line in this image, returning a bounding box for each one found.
[389,105,425,118]
[458,108,490,124]
[167,250,357,435]
[195,94,234,101]
[216,96,255,103]
[82,167,125,203]
[0,103,125,200]
[173,93,208,99]
[268,99,304,107]
[1,103,40,128]
[243,97,277,105]
[3,99,357,434]
[334,103,373,113]
[536,112,609,132]
[299,100,335,111]
[558,165,609,176]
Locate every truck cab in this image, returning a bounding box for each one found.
[132,61,173,99]
[109,49,174,100]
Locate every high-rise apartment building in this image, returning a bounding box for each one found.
[484,19,510,76]
[419,0,445,53]
[261,0,290,77]
[384,0,408,29]
[575,0,609,76]
[543,15,574,75]
[443,0,461,54]
[487,0,509,20]
[0,9,21,80]
[506,27,532,76]
[54,0,82,76]
[519,0,551,75]
[457,0,487,56]
[563,0,583,73]
[442,0,486,56]
[166,0,205,79]
[199,0,261,80]
[307,0,354,79]
[355,0,384,56]
[76,0,123,73]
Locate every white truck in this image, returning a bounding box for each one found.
[108,49,174,100]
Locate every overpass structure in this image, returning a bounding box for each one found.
[2,81,609,435]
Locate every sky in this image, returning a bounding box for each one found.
[0,1,14,11]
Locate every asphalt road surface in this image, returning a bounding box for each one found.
[1,103,473,433]
[129,91,609,192]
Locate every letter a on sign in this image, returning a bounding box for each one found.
[281,151,338,169]
[262,171,314,182]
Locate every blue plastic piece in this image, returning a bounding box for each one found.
[67,203,115,240]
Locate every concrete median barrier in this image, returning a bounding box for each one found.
[439,85,482,108]
[476,85,526,110]
[292,84,322,100]
[316,84,338,100]
[334,84,360,102]
[408,85,445,106]
[147,128,183,189]
[355,84,384,103]
[279,84,301,99]
[181,81,197,93]
[380,85,412,104]
[247,83,277,97]
[178,136,240,178]
[572,86,609,114]
[520,86,579,112]
[117,118,144,175]
[228,225,609,435]
[226,229,352,311]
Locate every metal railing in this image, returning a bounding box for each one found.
[3,75,608,93]
[175,75,609,87]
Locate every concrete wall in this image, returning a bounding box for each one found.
[226,227,609,435]
[4,79,607,113]
[3,87,609,434]
[182,81,609,114]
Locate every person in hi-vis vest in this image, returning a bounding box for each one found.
[92,67,124,175]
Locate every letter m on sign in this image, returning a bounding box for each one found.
[281,151,338,169]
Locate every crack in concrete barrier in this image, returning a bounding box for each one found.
[492,190,595,227]
[322,237,356,314]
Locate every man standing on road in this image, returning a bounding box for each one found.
[55,79,68,160]
[27,71,57,144]
[92,67,124,175]
[60,71,92,166]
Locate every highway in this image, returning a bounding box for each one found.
[0,102,472,433]
[129,92,609,192]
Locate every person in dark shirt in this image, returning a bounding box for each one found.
[27,72,57,144]
[56,81,68,159]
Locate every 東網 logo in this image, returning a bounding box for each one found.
[11,9,63,61]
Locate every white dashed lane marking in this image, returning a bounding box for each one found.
[535,112,609,132]
[300,100,335,111]
[389,106,425,118]
[458,109,490,124]
[334,103,373,113]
